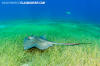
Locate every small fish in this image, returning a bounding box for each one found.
[66,11,71,15]
[24,35,91,50]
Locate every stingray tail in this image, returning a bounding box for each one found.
[53,43,91,45]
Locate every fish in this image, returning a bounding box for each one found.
[24,35,91,50]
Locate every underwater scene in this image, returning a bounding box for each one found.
[0,0,100,66]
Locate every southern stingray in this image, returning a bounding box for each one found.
[24,35,90,50]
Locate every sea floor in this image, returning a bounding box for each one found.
[0,20,100,66]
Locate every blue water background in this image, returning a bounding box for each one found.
[0,0,100,23]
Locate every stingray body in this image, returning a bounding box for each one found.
[24,36,53,50]
[24,35,85,50]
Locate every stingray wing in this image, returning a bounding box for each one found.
[24,37,36,50]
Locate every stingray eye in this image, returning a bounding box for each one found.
[28,36,33,40]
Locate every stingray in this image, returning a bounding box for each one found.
[24,35,90,50]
